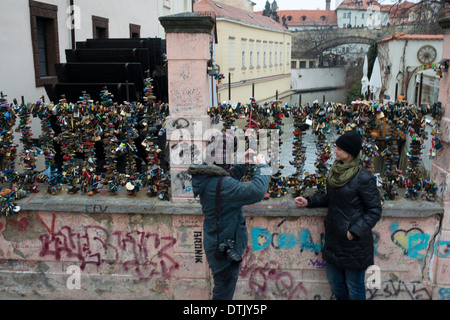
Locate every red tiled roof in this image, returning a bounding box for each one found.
[384,1,435,24]
[275,10,337,27]
[193,0,289,32]
[383,0,416,17]
[379,33,443,43]
[337,0,389,11]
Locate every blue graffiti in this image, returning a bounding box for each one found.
[300,229,324,254]
[390,223,450,259]
[439,288,450,300]
[251,227,324,255]
[408,233,430,259]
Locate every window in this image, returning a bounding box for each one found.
[229,37,235,70]
[29,0,60,87]
[286,43,290,66]
[279,43,283,65]
[274,42,278,66]
[249,40,254,68]
[130,24,141,38]
[256,40,261,68]
[37,18,49,77]
[92,16,109,39]
[291,61,297,69]
[299,61,306,68]
[241,38,247,69]
[263,41,267,67]
[269,41,273,67]
[309,61,316,68]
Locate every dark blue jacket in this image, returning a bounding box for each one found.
[188,163,271,275]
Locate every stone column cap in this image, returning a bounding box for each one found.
[159,12,215,34]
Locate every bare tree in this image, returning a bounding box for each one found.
[345,0,450,33]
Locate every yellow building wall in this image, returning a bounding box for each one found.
[215,19,292,105]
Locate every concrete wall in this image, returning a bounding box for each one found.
[0,194,446,300]
[430,14,450,301]
[291,67,346,92]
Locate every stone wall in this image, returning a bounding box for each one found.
[0,194,446,300]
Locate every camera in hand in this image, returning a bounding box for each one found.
[214,239,242,262]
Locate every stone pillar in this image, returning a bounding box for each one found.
[159,13,215,202]
[431,13,450,297]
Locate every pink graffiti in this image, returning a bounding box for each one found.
[240,248,309,299]
[38,224,179,281]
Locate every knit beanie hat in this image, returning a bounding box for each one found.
[335,131,362,157]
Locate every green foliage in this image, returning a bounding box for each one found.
[367,39,378,80]
[347,82,362,104]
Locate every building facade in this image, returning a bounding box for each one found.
[0,0,191,103]
[377,33,443,105]
[194,0,292,105]
[336,0,390,29]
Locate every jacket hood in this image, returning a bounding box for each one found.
[187,164,230,197]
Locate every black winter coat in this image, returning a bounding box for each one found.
[307,167,382,270]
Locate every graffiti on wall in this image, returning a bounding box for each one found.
[251,222,449,260]
[194,231,203,263]
[240,247,310,299]
[3,212,448,300]
[34,214,179,281]
[252,227,324,254]
[366,279,432,300]
[390,222,450,259]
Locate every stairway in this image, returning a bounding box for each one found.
[45,38,167,103]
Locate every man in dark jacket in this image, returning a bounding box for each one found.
[295,130,382,300]
[188,132,270,300]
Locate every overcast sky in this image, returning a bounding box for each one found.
[251,0,411,11]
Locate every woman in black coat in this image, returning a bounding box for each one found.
[295,131,382,300]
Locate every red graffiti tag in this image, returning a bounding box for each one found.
[38,224,179,281]
[8,217,30,232]
[240,248,309,299]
